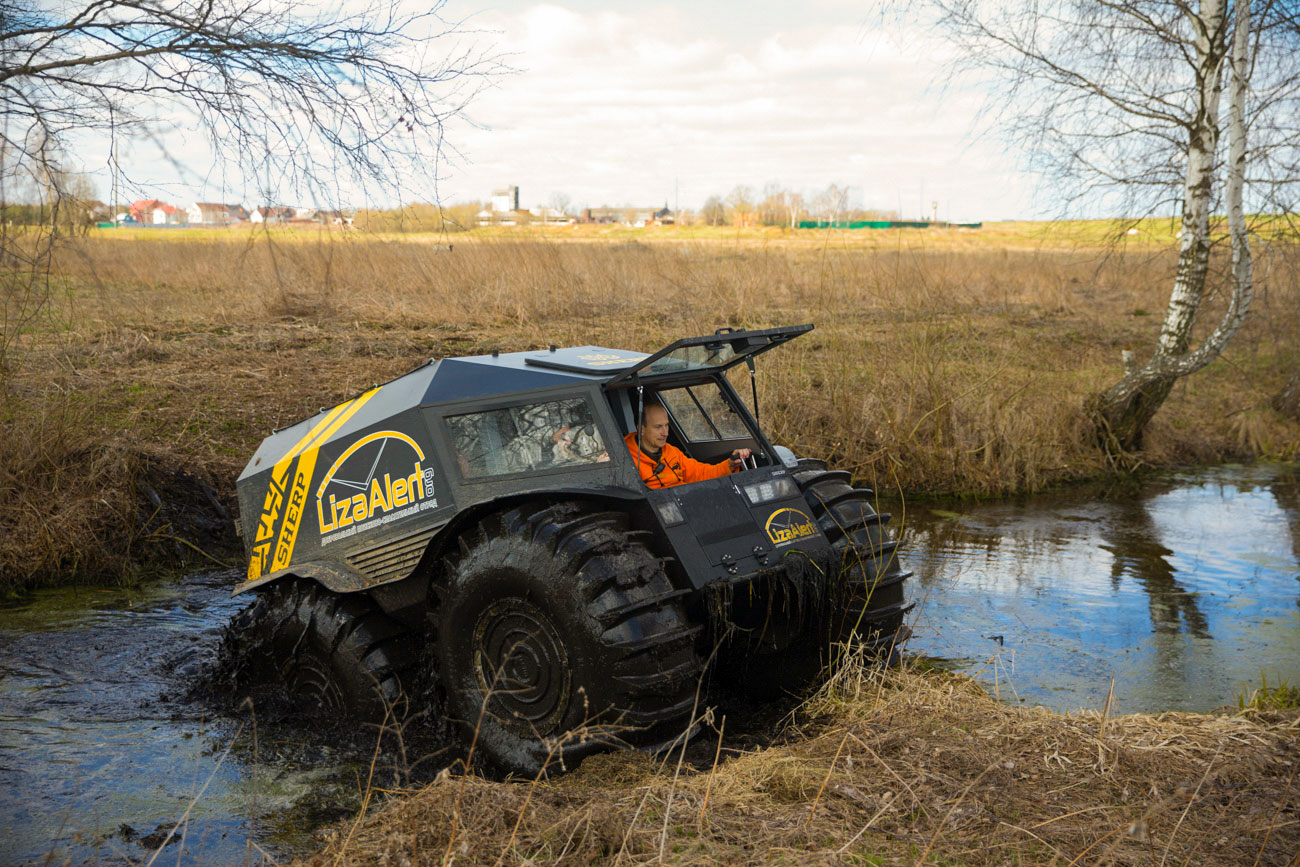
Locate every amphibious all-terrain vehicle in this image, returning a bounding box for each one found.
[232,324,911,774]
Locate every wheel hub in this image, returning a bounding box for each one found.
[472,598,571,737]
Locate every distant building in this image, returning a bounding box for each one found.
[127,199,186,225]
[528,206,572,224]
[318,209,352,227]
[579,205,673,227]
[79,200,110,222]
[188,202,247,225]
[491,185,519,214]
[250,206,296,224]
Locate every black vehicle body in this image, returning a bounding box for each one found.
[233,324,911,772]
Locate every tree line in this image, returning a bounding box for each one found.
[350,182,903,232]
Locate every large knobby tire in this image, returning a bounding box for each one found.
[433,503,705,777]
[793,459,913,654]
[230,579,416,721]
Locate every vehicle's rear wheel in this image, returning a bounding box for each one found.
[433,503,705,777]
[229,579,415,720]
[793,459,913,655]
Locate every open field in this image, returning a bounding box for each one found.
[2,224,1298,588]
[301,658,1300,866]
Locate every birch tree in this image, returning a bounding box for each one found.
[899,0,1300,456]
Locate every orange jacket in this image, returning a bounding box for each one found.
[623,432,733,488]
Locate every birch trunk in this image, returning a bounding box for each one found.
[1091,0,1253,456]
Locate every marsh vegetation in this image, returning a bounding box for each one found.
[2,223,1297,589]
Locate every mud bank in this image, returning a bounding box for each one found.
[303,665,1300,866]
[0,441,240,594]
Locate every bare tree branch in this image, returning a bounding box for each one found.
[0,0,502,379]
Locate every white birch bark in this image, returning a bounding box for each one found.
[1148,0,1251,380]
[1096,0,1253,441]
[1155,0,1225,360]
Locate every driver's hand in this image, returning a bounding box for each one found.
[730,448,751,468]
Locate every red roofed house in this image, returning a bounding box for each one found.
[128,199,185,225]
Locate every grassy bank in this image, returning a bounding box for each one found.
[2,226,1298,588]
[300,660,1300,865]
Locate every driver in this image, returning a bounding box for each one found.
[624,402,751,489]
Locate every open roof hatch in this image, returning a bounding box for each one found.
[601,323,813,388]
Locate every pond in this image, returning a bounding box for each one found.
[902,463,1300,715]
[1,463,1297,862]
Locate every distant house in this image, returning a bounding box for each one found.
[528,206,572,224]
[188,202,247,225]
[579,205,673,227]
[156,204,185,225]
[74,199,111,222]
[477,208,532,226]
[250,206,296,224]
[127,199,155,223]
[127,199,185,225]
[319,210,353,227]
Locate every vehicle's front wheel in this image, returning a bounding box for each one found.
[794,460,913,654]
[228,579,415,720]
[433,503,705,776]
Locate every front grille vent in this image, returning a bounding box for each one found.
[346,527,437,585]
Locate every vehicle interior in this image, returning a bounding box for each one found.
[605,378,767,468]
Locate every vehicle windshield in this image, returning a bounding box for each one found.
[659,383,750,442]
[603,324,812,387]
[635,343,742,377]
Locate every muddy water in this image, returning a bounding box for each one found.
[902,463,1300,714]
[1,465,1297,863]
[0,571,395,865]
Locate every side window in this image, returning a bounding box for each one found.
[660,383,750,442]
[446,397,610,479]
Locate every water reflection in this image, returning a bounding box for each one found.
[902,463,1300,714]
[1099,493,1209,638]
[1265,470,1300,609]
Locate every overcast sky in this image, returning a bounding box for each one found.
[437,0,1036,221]
[92,0,1044,220]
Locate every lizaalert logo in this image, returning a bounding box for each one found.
[577,351,648,368]
[315,430,438,547]
[765,507,818,546]
[248,388,379,581]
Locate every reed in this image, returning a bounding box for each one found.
[2,227,1297,587]
[306,653,1300,865]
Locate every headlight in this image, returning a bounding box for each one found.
[655,500,685,526]
[742,476,799,505]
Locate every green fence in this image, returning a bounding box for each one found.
[796,220,982,230]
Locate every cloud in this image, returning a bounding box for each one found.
[67,0,1035,219]
[437,1,1031,219]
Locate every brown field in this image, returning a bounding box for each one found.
[301,657,1300,866]
[4,224,1299,865]
[2,223,1299,588]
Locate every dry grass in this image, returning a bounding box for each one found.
[299,657,1300,866]
[3,226,1299,587]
